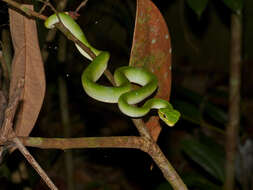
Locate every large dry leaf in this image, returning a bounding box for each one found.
[9,5,45,137]
[130,0,172,141]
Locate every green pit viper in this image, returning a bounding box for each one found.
[45,12,180,126]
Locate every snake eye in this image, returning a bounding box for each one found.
[161,113,167,119]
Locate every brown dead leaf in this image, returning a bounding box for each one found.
[129,0,172,141]
[9,5,45,137]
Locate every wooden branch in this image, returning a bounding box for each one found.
[0,78,24,144]
[18,136,187,190]
[146,142,187,189]
[225,12,242,190]
[75,0,89,13]
[0,78,57,189]
[132,118,152,139]
[13,137,58,190]
[18,136,144,150]
[2,0,47,20]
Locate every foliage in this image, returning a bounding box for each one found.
[185,0,243,17]
[181,137,225,182]
[0,164,11,179]
[173,87,227,132]
[222,0,243,12]
[185,0,208,17]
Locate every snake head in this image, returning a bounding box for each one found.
[158,107,180,127]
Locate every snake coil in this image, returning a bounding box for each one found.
[45,12,180,126]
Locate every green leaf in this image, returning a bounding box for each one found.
[186,0,209,17]
[183,173,221,190]
[181,139,225,182]
[175,87,227,124]
[174,100,202,124]
[199,135,225,159]
[222,0,243,12]
[156,182,173,190]
[205,103,227,124]
[0,164,11,178]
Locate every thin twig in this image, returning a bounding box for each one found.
[40,0,57,13]
[75,0,89,13]
[40,0,68,61]
[132,119,152,139]
[2,0,47,20]
[13,137,58,190]
[0,78,24,144]
[225,12,242,190]
[18,136,144,150]
[38,0,49,14]
[17,136,188,190]
[41,0,97,59]
[0,79,58,190]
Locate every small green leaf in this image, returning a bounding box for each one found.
[186,0,209,17]
[0,164,11,178]
[183,173,221,190]
[181,139,225,182]
[199,135,225,159]
[223,0,243,12]
[156,182,173,190]
[174,100,202,125]
[175,87,227,124]
[205,103,227,124]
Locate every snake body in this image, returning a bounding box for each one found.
[45,13,180,126]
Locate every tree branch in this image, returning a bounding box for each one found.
[18,136,144,150]
[17,136,187,190]
[13,137,58,190]
[2,0,47,20]
[225,12,242,190]
[0,78,24,144]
